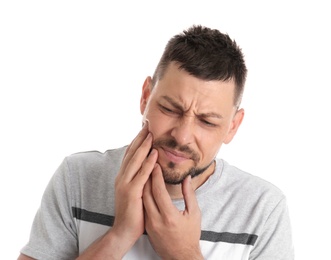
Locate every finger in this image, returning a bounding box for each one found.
[150,164,175,216]
[132,148,158,187]
[143,165,160,216]
[122,122,149,165]
[182,175,199,214]
[122,132,153,182]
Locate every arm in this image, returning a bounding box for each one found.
[77,124,157,259]
[17,254,35,260]
[143,165,203,260]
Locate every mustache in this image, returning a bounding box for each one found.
[153,138,199,162]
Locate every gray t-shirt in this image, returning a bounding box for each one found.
[21,146,294,259]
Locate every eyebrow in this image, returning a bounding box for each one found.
[160,95,223,119]
[161,95,184,111]
[198,112,223,119]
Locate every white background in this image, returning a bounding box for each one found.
[1,1,330,259]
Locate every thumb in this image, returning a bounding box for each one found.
[182,175,199,214]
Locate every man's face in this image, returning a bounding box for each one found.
[140,63,244,184]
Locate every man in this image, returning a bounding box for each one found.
[18,25,294,259]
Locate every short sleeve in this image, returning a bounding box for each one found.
[249,197,295,260]
[20,158,78,260]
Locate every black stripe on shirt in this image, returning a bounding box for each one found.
[201,230,257,246]
[72,207,258,246]
[72,207,115,226]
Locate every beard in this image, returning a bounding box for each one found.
[153,137,214,185]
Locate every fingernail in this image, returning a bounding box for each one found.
[143,119,149,128]
[150,148,157,156]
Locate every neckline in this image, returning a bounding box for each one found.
[195,158,224,196]
[171,158,224,202]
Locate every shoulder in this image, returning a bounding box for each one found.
[52,146,127,186]
[67,145,127,162]
[219,159,286,206]
[64,146,127,171]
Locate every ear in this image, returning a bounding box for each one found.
[224,108,245,144]
[140,76,153,115]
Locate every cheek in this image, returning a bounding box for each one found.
[197,129,225,159]
[145,111,170,137]
[200,138,222,159]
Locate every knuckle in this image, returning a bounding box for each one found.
[164,215,175,226]
[148,218,160,230]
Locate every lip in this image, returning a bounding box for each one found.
[161,147,190,163]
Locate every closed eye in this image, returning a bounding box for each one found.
[159,104,180,115]
[199,118,217,127]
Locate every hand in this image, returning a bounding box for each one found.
[112,123,158,250]
[143,164,203,260]
[77,124,158,259]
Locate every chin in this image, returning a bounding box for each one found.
[159,163,187,185]
[160,159,213,185]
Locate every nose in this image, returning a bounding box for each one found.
[170,115,195,146]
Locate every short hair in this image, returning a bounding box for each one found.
[152,25,247,107]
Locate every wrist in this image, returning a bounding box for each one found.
[103,228,134,259]
[162,246,204,260]
[77,229,133,260]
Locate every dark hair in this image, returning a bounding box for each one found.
[152,25,247,106]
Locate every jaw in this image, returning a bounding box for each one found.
[163,160,216,199]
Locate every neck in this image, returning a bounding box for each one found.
[166,161,216,199]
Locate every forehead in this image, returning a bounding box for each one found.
[152,63,236,112]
